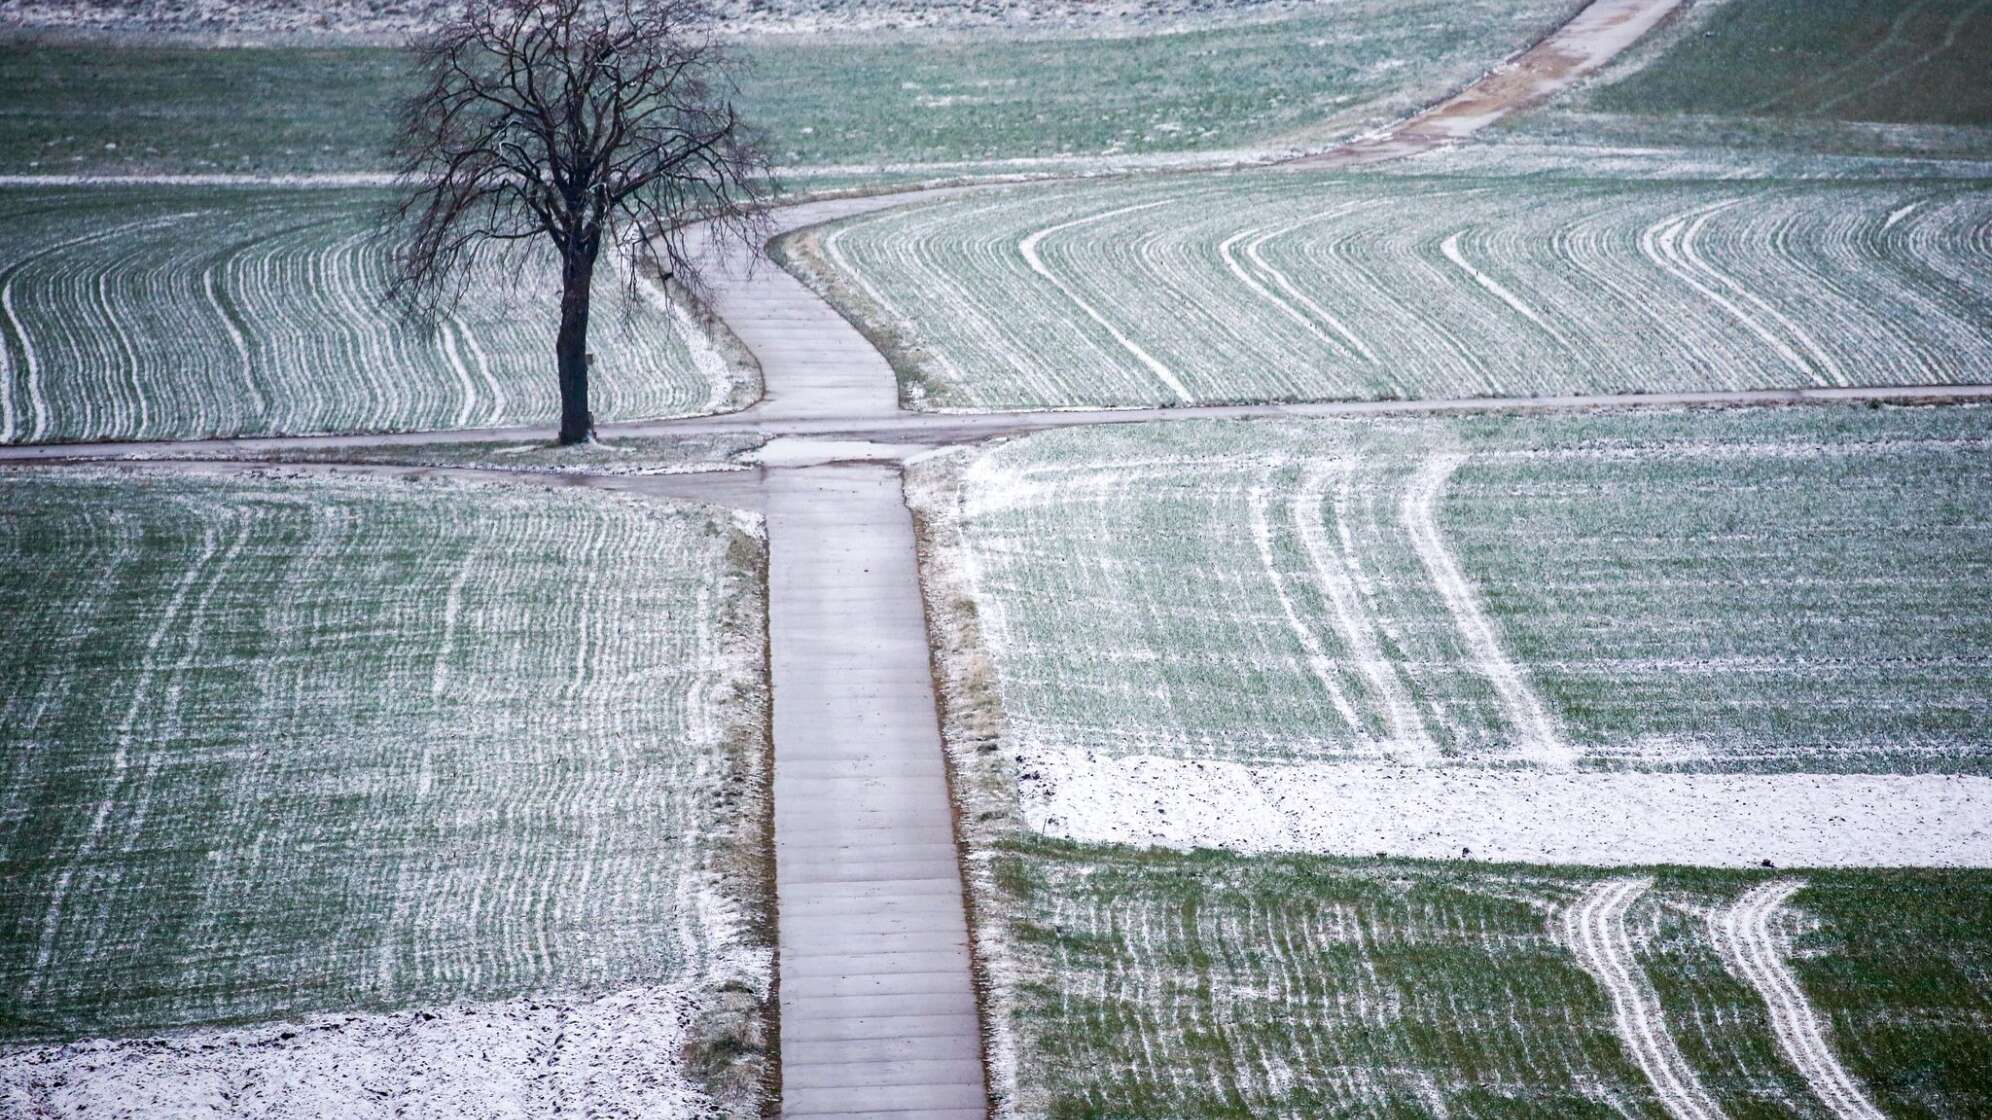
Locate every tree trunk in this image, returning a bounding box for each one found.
[555,245,598,445]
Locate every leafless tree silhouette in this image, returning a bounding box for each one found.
[391,0,770,443]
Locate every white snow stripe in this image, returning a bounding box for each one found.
[23,505,223,1000]
[1294,458,1436,761]
[1018,199,1192,402]
[1439,230,1574,352]
[202,253,265,415]
[1712,880,1887,1120]
[1400,452,1575,767]
[1218,216,1380,366]
[437,315,480,429]
[1562,878,1727,1120]
[1247,483,1366,739]
[1242,212,1378,364]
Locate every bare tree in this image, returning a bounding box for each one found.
[392,0,770,444]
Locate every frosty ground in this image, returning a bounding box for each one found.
[0,471,774,1116]
[0,0,1989,1117]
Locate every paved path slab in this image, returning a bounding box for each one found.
[698,195,961,424]
[763,464,985,1117]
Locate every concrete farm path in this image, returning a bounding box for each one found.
[3,2,1956,1117]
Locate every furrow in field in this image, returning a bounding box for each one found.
[1712,881,1886,1120]
[1241,210,1377,364]
[1638,200,1836,387]
[1561,878,1725,1120]
[1294,458,1435,760]
[1248,483,1365,738]
[802,176,1992,410]
[22,500,224,1000]
[1438,230,1574,354]
[1,472,767,1048]
[201,242,266,416]
[0,189,731,443]
[935,408,1992,775]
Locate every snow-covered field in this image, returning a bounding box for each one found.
[910,405,1992,1117]
[783,171,1992,410]
[0,187,750,444]
[0,470,771,1116]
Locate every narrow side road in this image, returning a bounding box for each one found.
[1290,0,1686,168]
[694,195,956,423]
[763,465,985,1119]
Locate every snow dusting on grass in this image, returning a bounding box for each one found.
[910,405,1992,1116]
[973,842,1992,1117]
[925,407,1992,780]
[0,187,751,445]
[786,171,1992,410]
[0,469,772,1116]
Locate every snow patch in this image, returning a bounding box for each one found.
[1018,750,1992,867]
[1560,879,1723,1120]
[0,984,729,1119]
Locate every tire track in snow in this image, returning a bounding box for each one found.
[1241,209,1378,364]
[1712,880,1886,1120]
[1401,452,1575,767]
[1247,482,1366,740]
[1218,211,1377,365]
[438,315,481,429]
[1640,199,1847,387]
[1439,230,1575,353]
[1561,878,1725,1120]
[1018,199,1191,402]
[1293,458,1436,761]
[202,250,266,416]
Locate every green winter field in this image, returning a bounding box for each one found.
[919,406,1992,776]
[0,469,767,1039]
[0,186,745,444]
[778,170,1992,411]
[0,2,1580,179]
[982,840,1992,1119]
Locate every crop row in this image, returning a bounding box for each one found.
[794,172,1992,410]
[922,406,1992,778]
[983,842,1991,1119]
[0,470,767,1040]
[0,188,739,444]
